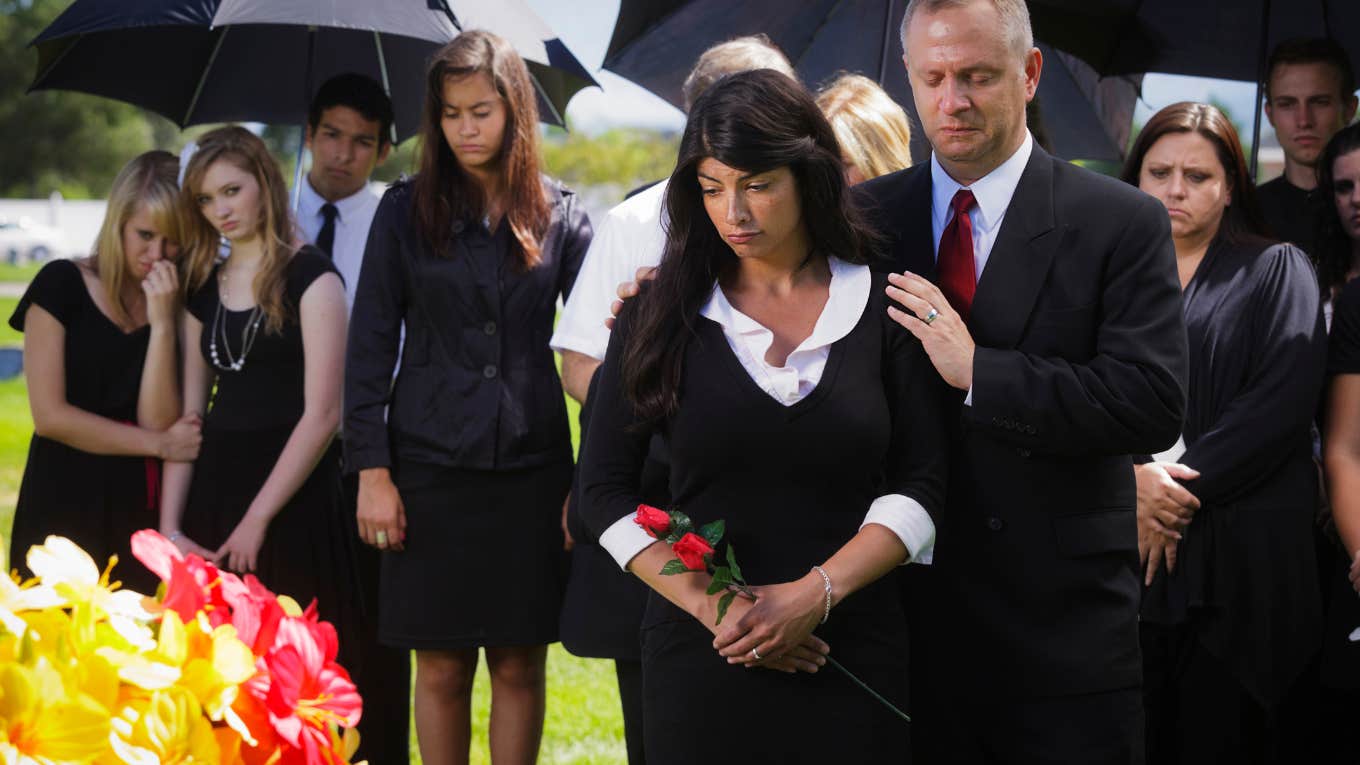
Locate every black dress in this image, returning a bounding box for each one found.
[183,248,363,653]
[579,275,951,764]
[345,177,591,648]
[1139,239,1327,760]
[1324,279,1360,690]
[7,260,161,594]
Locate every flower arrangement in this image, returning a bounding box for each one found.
[0,530,363,764]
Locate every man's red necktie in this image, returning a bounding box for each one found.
[938,189,978,322]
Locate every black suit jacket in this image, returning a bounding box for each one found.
[859,146,1189,697]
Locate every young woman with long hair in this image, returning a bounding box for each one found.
[344,30,591,764]
[7,150,200,593]
[159,126,362,655]
[578,69,950,763]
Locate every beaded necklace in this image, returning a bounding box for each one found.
[208,264,264,372]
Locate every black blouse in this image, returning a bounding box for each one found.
[344,176,592,472]
[1142,237,1327,706]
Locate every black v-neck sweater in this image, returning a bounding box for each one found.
[579,273,952,621]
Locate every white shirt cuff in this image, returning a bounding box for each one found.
[599,513,659,570]
[964,385,973,406]
[861,494,936,565]
[549,328,608,361]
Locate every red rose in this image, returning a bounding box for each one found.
[672,532,714,571]
[634,504,672,538]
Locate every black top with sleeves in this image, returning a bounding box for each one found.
[344,175,592,473]
[1257,176,1322,259]
[579,274,951,621]
[1141,238,1327,706]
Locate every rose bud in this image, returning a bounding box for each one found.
[634,504,672,538]
[672,532,714,571]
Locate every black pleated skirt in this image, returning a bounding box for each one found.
[380,460,571,649]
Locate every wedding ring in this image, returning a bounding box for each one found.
[375,530,388,546]
[923,307,940,325]
[751,647,762,660]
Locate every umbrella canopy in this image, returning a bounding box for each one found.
[1033,0,1360,81]
[603,0,1140,163]
[27,0,599,139]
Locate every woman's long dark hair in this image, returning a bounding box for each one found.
[621,69,877,423]
[1316,123,1360,296]
[412,30,550,267]
[1122,101,1272,247]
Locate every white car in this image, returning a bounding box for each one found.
[0,217,66,265]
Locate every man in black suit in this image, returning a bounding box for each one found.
[865,0,1189,761]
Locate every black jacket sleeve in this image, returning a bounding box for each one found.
[556,189,592,303]
[881,305,953,523]
[1180,244,1327,504]
[577,298,656,540]
[343,185,408,472]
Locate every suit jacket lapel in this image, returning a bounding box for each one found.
[970,146,1061,349]
[900,166,938,280]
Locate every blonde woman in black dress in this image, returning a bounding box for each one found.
[8,151,200,592]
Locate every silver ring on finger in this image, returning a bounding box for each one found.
[751,647,762,660]
[923,307,940,325]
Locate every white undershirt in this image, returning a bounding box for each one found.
[597,256,937,570]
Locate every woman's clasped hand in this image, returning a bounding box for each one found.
[712,573,831,674]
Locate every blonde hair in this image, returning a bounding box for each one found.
[92,151,183,327]
[816,74,915,180]
[682,35,797,111]
[180,126,296,334]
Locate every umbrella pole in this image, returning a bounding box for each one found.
[292,28,317,212]
[877,0,897,83]
[1249,0,1273,181]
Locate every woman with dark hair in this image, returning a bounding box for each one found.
[8,150,199,594]
[1319,121,1360,758]
[579,69,949,763]
[343,30,591,764]
[1314,123,1360,309]
[1121,101,1326,762]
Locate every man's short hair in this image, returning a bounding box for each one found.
[308,73,395,147]
[681,35,797,112]
[900,0,1033,64]
[1265,38,1357,102]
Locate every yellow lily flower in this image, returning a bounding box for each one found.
[25,537,155,652]
[103,687,222,765]
[0,657,112,763]
[0,571,62,640]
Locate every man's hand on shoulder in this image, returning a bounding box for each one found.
[605,266,658,330]
[884,271,975,390]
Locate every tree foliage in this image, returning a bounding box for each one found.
[0,0,178,198]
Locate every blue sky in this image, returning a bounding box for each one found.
[527,0,1276,144]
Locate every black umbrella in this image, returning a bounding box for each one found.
[1031,0,1360,173]
[27,0,599,140]
[604,0,1141,163]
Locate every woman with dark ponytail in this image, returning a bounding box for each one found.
[578,69,950,763]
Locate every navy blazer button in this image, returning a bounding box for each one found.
[451,220,465,235]
[483,364,498,379]
[484,321,497,335]
[987,517,1004,531]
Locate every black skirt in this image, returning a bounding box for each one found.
[380,460,571,648]
[182,424,366,666]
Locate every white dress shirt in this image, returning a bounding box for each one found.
[597,256,937,570]
[550,181,669,361]
[930,131,1034,405]
[297,174,383,315]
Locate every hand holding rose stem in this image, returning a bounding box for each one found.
[632,504,912,722]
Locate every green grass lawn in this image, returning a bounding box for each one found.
[0,262,44,284]
[0,367,625,764]
[0,298,21,348]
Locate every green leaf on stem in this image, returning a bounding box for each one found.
[699,520,725,546]
[665,511,694,543]
[659,559,690,576]
[725,543,744,583]
[706,565,732,595]
[715,590,737,626]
